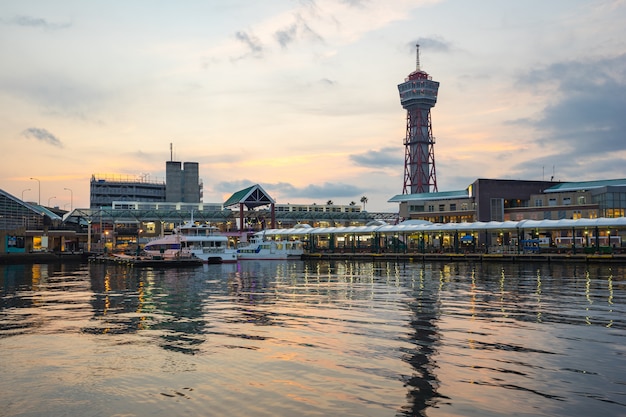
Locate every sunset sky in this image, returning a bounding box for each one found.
[1,0,625,212]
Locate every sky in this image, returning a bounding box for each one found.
[1,0,625,212]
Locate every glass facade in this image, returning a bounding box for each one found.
[593,189,626,218]
[0,191,47,231]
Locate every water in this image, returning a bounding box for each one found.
[1,261,625,417]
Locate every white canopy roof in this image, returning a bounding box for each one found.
[258,217,626,237]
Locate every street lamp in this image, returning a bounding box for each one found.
[30,177,40,205]
[21,188,31,201]
[48,196,56,207]
[64,188,73,211]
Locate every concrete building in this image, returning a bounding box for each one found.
[90,159,202,208]
[90,174,166,208]
[165,161,202,203]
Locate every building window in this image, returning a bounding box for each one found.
[450,203,457,211]
[439,204,445,211]
[578,196,586,205]
[428,205,434,212]
[461,203,468,211]
[490,198,504,221]
[563,197,571,205]
[548,198,557,206]
[535,199,543,207]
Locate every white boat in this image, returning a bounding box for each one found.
[143,221,237,264]
[237,232,304,260]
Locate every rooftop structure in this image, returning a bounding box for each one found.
[165,161,202,203]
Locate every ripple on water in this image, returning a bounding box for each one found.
[1,261,625,417]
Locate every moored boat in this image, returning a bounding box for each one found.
[143,221,237,264]
[237,232,304,260]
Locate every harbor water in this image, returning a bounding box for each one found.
[1,260,625,417]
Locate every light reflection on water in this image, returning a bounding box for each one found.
[1,261,625,417]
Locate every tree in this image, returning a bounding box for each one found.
[360,196,368,211]
[326,200,334,205]
[349,201,356,206]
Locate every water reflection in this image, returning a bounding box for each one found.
[398,264,446,416]
[1,261,625,417]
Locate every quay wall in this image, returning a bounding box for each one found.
[0,252,90,265]
[2,252,626,265]
[303,252,626,264]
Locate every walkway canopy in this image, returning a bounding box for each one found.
[258,217,626,253]
[259,217,626,236]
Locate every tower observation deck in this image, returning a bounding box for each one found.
[398,44,439,194]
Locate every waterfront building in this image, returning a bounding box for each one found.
[90,174,166,208]
[90,159,202,208]
[0,189,78,253]
[390,178,626,223]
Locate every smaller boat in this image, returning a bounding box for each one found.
[237,232,304,260]
[143,221,237,264]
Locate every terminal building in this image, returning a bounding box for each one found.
[389,178,626,223]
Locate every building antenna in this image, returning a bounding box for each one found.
[170,143,173,161]
[415,43,421,71]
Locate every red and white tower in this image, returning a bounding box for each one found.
[398,44,439,194]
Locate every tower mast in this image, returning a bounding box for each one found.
[398,43,439,194]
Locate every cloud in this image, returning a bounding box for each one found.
[5,15,71,30]
[234,31,264,58]
[275,24,298,48]
[349,147,402,168]
[409,36,452,54]
[508,53,626,181]
[21,127,63,147]
[274,14,324,49]
[340,0,369,7]
[1,74,107,120]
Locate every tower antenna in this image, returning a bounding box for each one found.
[415,43,421,71]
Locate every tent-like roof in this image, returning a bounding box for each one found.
[223,184,275,209]
[253,217,626,238]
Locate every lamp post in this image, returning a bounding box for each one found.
[64,188,73,211]
[21,188,31,201]
[48,196,56,207]
[30,177,40,205]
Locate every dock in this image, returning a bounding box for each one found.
[88,254,203,267]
